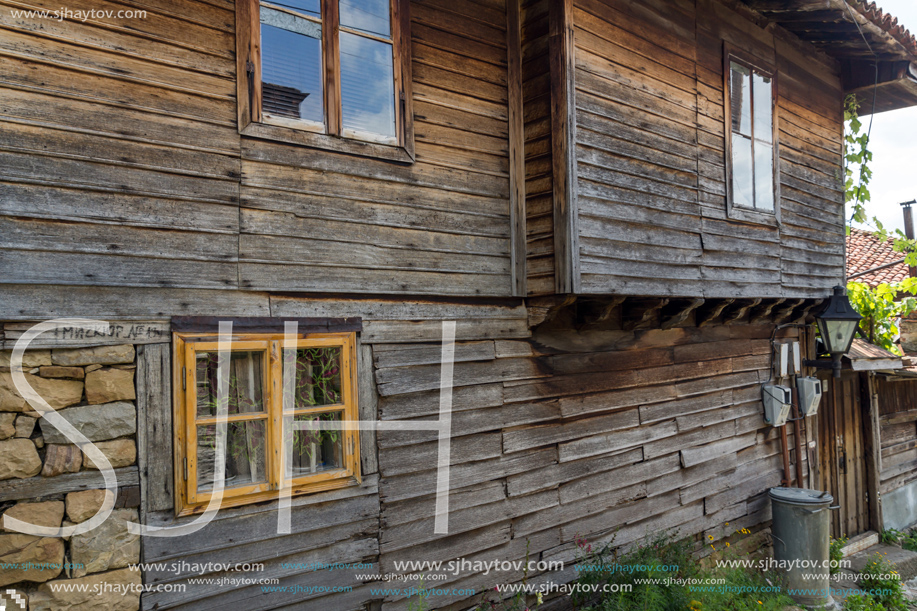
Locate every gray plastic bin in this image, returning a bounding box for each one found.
[769,487,835,608]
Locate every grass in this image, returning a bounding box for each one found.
[858,553,908,611]
[900,531,917,553]
[570,532,794,611]
[881,529,903,545]
[832,536,850,576]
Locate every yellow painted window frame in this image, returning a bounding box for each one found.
[173,331,360,516]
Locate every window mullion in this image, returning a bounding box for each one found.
[270,340,283,491]
[322,0,341,136]
[749,66,757,210]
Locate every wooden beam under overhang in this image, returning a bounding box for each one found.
[845,60,917,114]
[742,0,917,113]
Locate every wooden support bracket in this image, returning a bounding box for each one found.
[697,299,734,327]
[773,299,804,324]
[723,298,762,325]
[793,299,825,324]
[527,295,577,328]
[660,298,704,330]
[750,298,785,325]
[623,298,669,331]
[578,296,626,327]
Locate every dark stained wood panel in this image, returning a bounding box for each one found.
[573,0,702,296]
[238,0,514,297]
[521,0,555,295]
[571,0,845,299]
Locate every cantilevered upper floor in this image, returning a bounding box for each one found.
[0,0,915,312]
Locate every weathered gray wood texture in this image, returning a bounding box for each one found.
[0,0,514,299]
[137,343,174,516]
[875,376,917,496]
[0,0,846,303]
[533,0,846,298]
[368,318,801,610]
[521,0,556,297]
[80,294,804,611]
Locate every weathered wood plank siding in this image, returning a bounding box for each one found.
[521,0,555,296]
[237,0,514,297]
[6,301,804,611]
[569,0,845,299]
[366,321,803,610]
[127,297,531,611]
[876,376,917,495]
[0,0,242,289]
[0,0,515,299]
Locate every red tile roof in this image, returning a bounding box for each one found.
[846,227,910,287]
[850,0,917,59]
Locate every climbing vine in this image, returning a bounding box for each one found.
[847,279,917,354]
[844,95,917,354]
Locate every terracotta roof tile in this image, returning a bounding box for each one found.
[850,0,917,59]
[846,227,910,287]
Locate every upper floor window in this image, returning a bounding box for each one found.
[725,52,778,217]
[237,0,414,162]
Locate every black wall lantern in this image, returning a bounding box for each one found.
[804,285,862,378]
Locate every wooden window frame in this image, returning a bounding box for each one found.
[173,331,360,516]
[237,0,415,164]
[723,43,781,226]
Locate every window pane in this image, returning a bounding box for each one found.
[267,0,320,18]
[287,411,344,478]
[197,420,267,492]
[340,0,391,38]
[732,133,754,208]
[754,73,773,143]
[755,143,775,211]
[340,32,396,140]
[260,19,324,123]
[287,347,343,408]
[196,351,265,418]
[730,62,751,137]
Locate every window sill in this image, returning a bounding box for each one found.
[727,205,780,227]
[177,474,361,517]
[241,121,414,164]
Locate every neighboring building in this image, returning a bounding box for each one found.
[844,223,917,536]
[847,227,910,287]
[1,0,917,609]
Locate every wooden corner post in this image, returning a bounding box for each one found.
[506,0,526,297]
[549,0,579,295]
[861,371,884,531]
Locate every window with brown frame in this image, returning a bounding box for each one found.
[236,0,414,163]
[173,332,360,515]
[724,49,779,220]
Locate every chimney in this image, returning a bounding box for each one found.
[902,200,916,277]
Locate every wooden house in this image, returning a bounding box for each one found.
[1,0,917,609]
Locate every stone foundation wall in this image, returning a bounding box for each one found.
[0,345,142,611]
